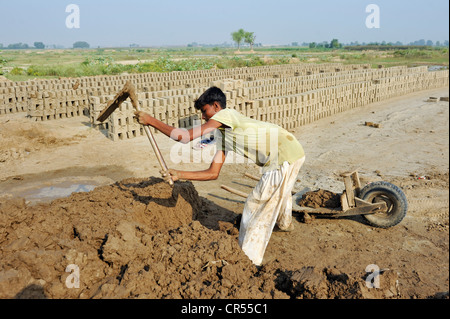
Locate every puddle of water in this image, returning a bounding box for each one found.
[27,183,97,203]
[0,167,124,205]
[2,179,105,204]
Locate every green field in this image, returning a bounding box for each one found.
[1,46,448,81]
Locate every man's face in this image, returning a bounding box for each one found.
[200,103,221,121]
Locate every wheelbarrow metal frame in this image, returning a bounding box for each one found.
[221,170,388,218]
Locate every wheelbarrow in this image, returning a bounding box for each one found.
[221,170,408,228]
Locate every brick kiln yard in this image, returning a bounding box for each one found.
[0,64,448,299]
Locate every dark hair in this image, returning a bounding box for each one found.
[194,86,226,110]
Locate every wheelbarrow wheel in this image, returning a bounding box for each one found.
[359,181,408,228]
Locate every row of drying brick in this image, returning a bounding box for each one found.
[103,69,449,141]
[1,64,446,126]
[1,81,242,119]
[0,62,350,92]
[0,85,90,117]
[0,62,369,112]
[248,70,449,130]
[92,85,249,135]
[60,62,353,94]
[244,66,427,100]
[0,62,364,89]
[18,67,447,122]
[19,66,409,120]
[24,88,90,121]
[87,65,431,125]
[216,66,428,101]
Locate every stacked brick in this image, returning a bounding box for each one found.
[1,79,90,119]
[0,84,16,115]
[0,79,29,114]
[1,63,367,116]
[0,63,448,142]
[248,70,449,131]
[27,88,90,121]
[244,66,427,99]
[104,88,229,141]
[101,68,448,141]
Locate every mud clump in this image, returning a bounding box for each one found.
[0,177,403,299]
[271,266,401,299]
[0,177,285,299]
[0,178,195,297]
[297,189,341,208]
[99,221,285,299]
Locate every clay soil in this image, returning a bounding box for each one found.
[0,87,448,299]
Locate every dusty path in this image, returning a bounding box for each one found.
[0,87,448,298]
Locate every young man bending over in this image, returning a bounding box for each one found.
[134,87,305,266]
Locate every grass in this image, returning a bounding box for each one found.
[338,48,449,68]
[1,46,448,81]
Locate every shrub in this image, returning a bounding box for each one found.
[9,67,25,75]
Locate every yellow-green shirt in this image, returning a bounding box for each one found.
[211,109,305,172]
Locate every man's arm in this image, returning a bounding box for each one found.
[134,111,221,143]
[165,150,226,182]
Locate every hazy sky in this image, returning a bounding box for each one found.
[0,0,448,47]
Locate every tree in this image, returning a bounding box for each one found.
[34,42,45,49]
[73,41,90,49]
[330,39,341,49]
[7,43,29,49]
[309,42,317,49]
[411,39,426,46]
[244,31,256,52]
[316,41,329,49]
[231,29,245,52]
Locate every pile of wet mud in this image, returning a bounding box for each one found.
[297,189,341,208]
[0,178,401,299]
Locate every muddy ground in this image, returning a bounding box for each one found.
[0,87,448,299]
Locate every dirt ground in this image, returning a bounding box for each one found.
[0,87,448,299]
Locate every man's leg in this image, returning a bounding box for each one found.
[238,173,280,265]
[276,156,305,230]
[238,157,305,265]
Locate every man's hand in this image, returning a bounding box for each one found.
[160,169,180,183]
[134,111,152,126]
